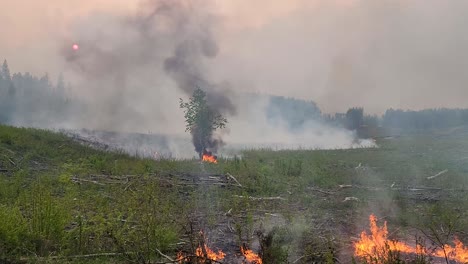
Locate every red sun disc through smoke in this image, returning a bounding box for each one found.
[72,44,79,51]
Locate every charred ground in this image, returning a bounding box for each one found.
[0,124,466,263]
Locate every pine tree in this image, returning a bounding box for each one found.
[1,60,11,82]
[56,73,65,98]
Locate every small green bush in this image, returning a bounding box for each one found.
[0,205,28,256]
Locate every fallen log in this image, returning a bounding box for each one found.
[71,177,105,185]
[7,157,16,166]
[233,195,286,201]
[226,173,243,187]
[427,169,448,180]
[307,187,334,195]
[337,184,456,191]
[343,196,359,202]
[155,247,174,262]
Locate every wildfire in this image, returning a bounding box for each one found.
[435,238,468,263]
[176,231,225,263]
[202,149,218,163]
[354,214,468,263]
[241,246,263,264]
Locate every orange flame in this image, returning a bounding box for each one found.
[196,244,226,261]
[176,251,187,263]
[202,153,218,163]
[354,214,468,263]
[435,238,468,263]
[176,231,225,263]
[241,246,263,264]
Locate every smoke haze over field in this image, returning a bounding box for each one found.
[3,0,468,155]
[2,1,468,114]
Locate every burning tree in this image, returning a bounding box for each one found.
[180,88,227,159]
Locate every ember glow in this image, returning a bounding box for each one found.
[72,44,79,51]
[241,246,262,264]
[202,149,217,163]
[354,214,468,263]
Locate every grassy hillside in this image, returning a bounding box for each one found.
[0,125,467,263]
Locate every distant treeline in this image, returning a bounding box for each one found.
[382,108,468,130]
[2,59,468,136]
[266,95,321,130]
[0,60,79,127]
[257,96,468,137]
[322,107,468,137]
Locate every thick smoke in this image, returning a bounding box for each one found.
[191,126,224,157]
[60,0,237,155]
[223,94,375,152]
[3,1,468,116]
[55,0,375,157]
[0,0,377,158]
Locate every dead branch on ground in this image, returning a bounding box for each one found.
[233,195,286,201]
[427,169,448,180]
[307,187,335,195]
[225,173,242,187]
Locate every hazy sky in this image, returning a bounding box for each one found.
[1,0,468,114]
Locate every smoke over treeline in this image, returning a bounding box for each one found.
[4,0,468,157]
[5,53,468,156]
[60,0,234,125]
[59,0,241,155]
[0,60,79,127]
[3,57,468,152]
[3,1,468,114]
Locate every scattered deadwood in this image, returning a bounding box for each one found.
[20,252,129,262]
[292,255,306,263]
[225,173,242,187]
[401,186,443,191]
[0,147,15,154]
[63,252,126,259]
[343,197,359,202]
[90,174,140,178]
[71,172,244,190]
[336,184,458,192]
[169,172,243,188]
[225,208,232,216]
[2,154,17,167]
[155,247,174,262]
[338,185,380,191]
[7,157,16,166]
[264,212,281,217]
[307,187,335,195]
[233,195,286,201]
[71,177,105,185]
[427,169,448,180]
[172,255,224,264]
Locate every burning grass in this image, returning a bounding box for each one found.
[175,231,264,263]
[355,214,468,263]
[176,237,226,263]
[241,245,263,264]
[0,125,467,263]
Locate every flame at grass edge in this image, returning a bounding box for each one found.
[354,214,468,263]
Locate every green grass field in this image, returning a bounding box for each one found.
[0,125,466,263]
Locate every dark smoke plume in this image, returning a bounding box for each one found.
[61,0,235,153]
[191,125,224,157]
